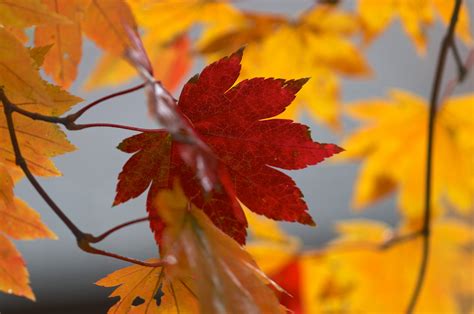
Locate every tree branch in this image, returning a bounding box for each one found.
[9,101,162,133]
[0,88,167,268]
[406,1,464,312]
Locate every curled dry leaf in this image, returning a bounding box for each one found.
[156,184,285,314]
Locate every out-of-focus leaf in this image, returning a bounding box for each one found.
[156,184,285,314]
[82,0,138,55]
[85,35,191,92]
[199,5,370,129]
[338,90,474,220]
[357,0,472,53]
[0,0,70,27]
[300,219,474,313]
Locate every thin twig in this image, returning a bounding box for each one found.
[70,123,163,133]
[322,231,423,252]
[90,217,150,243]
[0,88,166,268]
[67,83,145,121]
[440,49,474,104]
[406,1,464,313]
[449,39,467,81]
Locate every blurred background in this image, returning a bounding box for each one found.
[1,1,473,313]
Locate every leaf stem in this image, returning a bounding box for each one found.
[406,1,463,313]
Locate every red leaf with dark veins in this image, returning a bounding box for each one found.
[114,49,342,244]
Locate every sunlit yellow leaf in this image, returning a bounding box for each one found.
[338,90,474,219]
[199,5,370,129]
[128,0,240,44]
[0,165,56,300]
[301,219,474,313]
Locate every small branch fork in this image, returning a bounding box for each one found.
[9,82,163,133]
[406,0,466,313]
[0,87,167,268]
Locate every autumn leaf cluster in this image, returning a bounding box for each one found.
[0,0,473,313]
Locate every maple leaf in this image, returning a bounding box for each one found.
[82,0,138,56]
[84,35,191,92]
[0,33,79,177]
[337,90,474,220]
[114,49,342,244]
[96,258,198,314]
[156,184,285,313]
[0,165,56,300]
[0,0,71,28]
[34,0,90,88]
[198,4,371,129]
[300,219,474,313]
[357,0,473,53]
[247,216,474,313]
[0,28,55,107]
[128,0,240,45]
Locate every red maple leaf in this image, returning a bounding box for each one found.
[114,49,342,244]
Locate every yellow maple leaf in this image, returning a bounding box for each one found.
[128,0,240,44]
[96,259,198,314]
[198,5,370,129]
[156,184,285,313]
[301,219,473,313]
[357,0,473,53]
[0,28,55,107]
[0,43,80,176]
[338,90,474,220]
[0,38,79,299]
[34,0,90,88]
[0,165,56,300]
